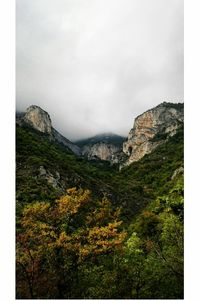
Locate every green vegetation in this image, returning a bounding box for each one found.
[16,123,184,299]
[160,101,184,110]
[110,126,183,221]
[16,125,116,204]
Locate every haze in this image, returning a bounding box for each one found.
[16,0,183,141]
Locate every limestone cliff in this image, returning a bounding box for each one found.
[76,133,126,163]
[17,105,81,155]
[82,142,120,161]
[122,102,183,167]
[17,102,183,166]
[23,105,52,134]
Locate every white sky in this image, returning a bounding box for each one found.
[16,0,183,141]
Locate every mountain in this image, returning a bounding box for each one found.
[122,102,184,167]
[17,105,81,155]
[76,133,126,147]
[16,102,184,220]
[16,124,115,203]
[17,102,183,168]
[75,102,184,167]
[16,102,184,299]
[76,133,126,162]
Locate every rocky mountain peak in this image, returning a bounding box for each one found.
[17,105,81,156]
[122,102,183,166]
[23,105,52,134]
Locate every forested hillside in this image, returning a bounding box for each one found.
[16,122,183,299]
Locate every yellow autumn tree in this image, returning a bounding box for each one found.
[16,188,127,299]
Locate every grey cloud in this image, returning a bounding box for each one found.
[16,0,183,141]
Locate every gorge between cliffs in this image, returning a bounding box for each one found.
[16,101,184,299]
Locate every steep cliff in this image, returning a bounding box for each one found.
[81,142,120,161]
[17,102,184,166]
[77,133,126,162]
[22,105,52,134]
[122,102,183,167]
[17,105,81,155]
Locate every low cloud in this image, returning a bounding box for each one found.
[16,0,183,141]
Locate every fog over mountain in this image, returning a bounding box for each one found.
[16,0,183,141]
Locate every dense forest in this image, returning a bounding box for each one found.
[16,124,183,299]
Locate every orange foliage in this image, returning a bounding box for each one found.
[16,188,126,298]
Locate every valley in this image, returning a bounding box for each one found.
[16,102,184,299]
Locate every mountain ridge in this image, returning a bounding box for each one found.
[76,133,126,146]
[16,102,184,167]
[16,101,184,299]
[122,102,183,166]
[17,105,81,155]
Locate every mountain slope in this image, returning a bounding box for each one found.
[122,102,183,166]
[76,133,126,162]
[16,125,116,205]
[16,122,183,221]
[16,102,183,221]
[17,105,81,155]
[16,103,184,299]
[112,125,183,220]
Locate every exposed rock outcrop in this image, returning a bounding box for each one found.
[17,102,183,167]
[122,102,184,167]
[82,142,120,161]
[39,166,62,190]
[17,105,81,155]
[77,133,126,163]
[23,105,52,134]
[171,166,184,180]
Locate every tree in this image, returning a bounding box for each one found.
[16,188,126,299]
[117,177,184,299]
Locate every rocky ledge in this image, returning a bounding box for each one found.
[122,102,183,167]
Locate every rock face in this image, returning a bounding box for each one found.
[17,105,81,155]
[39,165,61,190]
[23,105,52,134]
[122,102,184,167]
[17,102,184,166]
[82,142,121,161]
[77,133,126,163]
[171,166,184,180]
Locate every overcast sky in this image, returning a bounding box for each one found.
[16,0,183,141]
